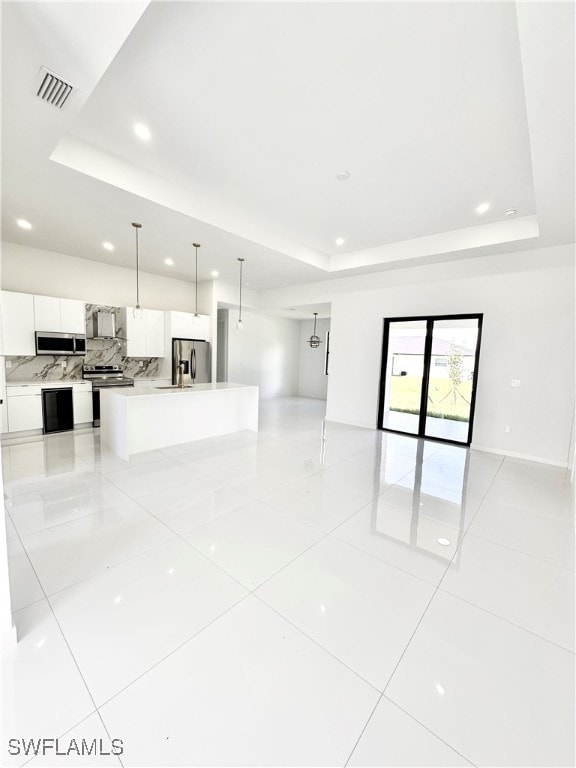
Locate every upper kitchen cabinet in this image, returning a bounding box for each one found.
[146,309,165,357]
[124,308,165,357]
[34,295,85,334]
[60,298,86,333]
[166,311,210,342]
[1,291,36,356]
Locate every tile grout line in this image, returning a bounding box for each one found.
[250,591,381,695]
[33,533,180,602]
[436,586,576,655]
[380,695,478,768]
[458,528,575,570]
[94,591,252,712]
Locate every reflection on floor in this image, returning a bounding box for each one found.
[2,397,574,767]
[384,410,469,442]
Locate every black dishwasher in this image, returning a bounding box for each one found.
[42,387,74,434]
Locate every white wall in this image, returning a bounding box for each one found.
[298,317,330,399]
[1,241,213,314]
[261,244,575,466]
[224,308,300,399]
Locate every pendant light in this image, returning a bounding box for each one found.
[237,257,245,331]
[132,222,143,319]
[193,242,201,317]
[307,312,322,348]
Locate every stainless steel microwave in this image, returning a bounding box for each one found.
[35,331,87,356]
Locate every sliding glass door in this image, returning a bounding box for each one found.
[380,320,427,435]
[378,314,482,445]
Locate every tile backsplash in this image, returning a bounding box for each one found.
[5,303,164,382]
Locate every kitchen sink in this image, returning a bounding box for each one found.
[155,385,196,390]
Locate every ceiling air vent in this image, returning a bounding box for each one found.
[35,66,75,109]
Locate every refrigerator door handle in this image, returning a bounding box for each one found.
[191,348,196,379]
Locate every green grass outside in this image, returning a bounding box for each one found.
[389,376,472,422]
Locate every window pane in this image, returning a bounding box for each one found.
[382,320,427,435]
[424,318,479,443]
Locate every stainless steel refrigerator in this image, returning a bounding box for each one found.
[172,338,211,385]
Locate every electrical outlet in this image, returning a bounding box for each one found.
[139,360,144,368]
[61,360,67,369]
[5,361,11,368]
[511,379,521,388]
[505,425,511,433]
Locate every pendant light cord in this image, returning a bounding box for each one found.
[193,243,201,316]
[132,222,142,308]
[238,258,244,322]
[136,228,140,307]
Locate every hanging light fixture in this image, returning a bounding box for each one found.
[307,312,322,348]
[237,257,245,330]
[132,222,143,319]
[193,242,201,316]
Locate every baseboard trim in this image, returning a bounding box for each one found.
[472,444,568,468]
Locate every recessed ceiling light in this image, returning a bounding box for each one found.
[210,270,219,278]
[476,202,490,215]
[134,122,151,141]
[336,171,350,181]
[436,684,445,695]
[102,241,114,251]
[335,237,345,246]
[164,258,174,266]
[17,218,32,230]
[437,537,451,547]
[505,208,518,217]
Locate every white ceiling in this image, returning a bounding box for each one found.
[1,2,574,292]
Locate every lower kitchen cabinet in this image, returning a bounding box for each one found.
[5,383,93,433]
[73,390,93,424]
[7,394,43,432]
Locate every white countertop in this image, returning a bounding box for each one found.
[6,378,170,388]
[102,382,258,399]
[6,380,88,387]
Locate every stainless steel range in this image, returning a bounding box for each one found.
[82,365,134,427]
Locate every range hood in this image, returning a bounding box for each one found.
[92,311,116,339]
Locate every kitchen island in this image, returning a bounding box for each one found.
[100,382,259,460]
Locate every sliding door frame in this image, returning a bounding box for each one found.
[377,313,483,446]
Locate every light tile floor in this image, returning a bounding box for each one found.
[2,397,574,767]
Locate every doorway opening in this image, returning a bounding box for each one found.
[377,314,483,445]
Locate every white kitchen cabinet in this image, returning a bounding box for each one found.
[60,299,85,333]
[7,394,43,432]
[1,291,36,356]
[146,309,165,357]
[73,391,93,424]
[34,295,85,334]
[125,308,165,357]
[34,295,61,332]
[125,309,147,356]
[169,311,194,339]
[166,311,210,342]
[190,313,210,341]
